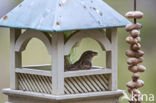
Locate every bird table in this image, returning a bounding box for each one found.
[0,0,130,103]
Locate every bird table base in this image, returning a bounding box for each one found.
[3,88,123,103]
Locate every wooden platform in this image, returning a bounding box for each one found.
[3,88,123,103]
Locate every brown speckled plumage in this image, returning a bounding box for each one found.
[66,50,98,71]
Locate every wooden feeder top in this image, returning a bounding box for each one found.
[0,0,130,32]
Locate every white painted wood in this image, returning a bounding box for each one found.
[86,76,101,91]
[40,76,52,94]
[64,67,112,78]
[64,30,111,55]
[23,64,51,68]
[7,28,119,101]
[64,86,71,94]
[2,88,123,100]
[111,28,118,91]
[65,79,79,93]
[15,68,51,76]
[68,78,84,93]
[19,74,37,92]
[106,28,112,91]
[51,32,64,95]
[23,64,51,70]
[19,74,32,91]
[90,75,105,91]
[77,77,92,92]
[106,52,112,90]
[95,75,108,90]
[106,28,118,91]
[65,74,109,94]
[81,76,97,92]
[7,96,119,103]
[10,28,22,89]
[72,77,88,93]
[100,75,109,85]
[35,75,49,93]
[64,80,75,94]
[18,73,52,94]
[15,30,52,54]
[26,74,41,92]
[31,75,44,93]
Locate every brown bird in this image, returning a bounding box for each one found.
[66,50,98,71]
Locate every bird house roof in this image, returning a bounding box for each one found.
[0,0,130,32]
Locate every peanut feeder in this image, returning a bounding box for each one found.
[125,0,146,103]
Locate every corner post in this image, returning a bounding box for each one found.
[10,28,22,89]
[106,28,118,91]
[51,32,64,95]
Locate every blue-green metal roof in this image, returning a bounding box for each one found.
[0,0,130,32]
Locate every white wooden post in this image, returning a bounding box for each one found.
[51,32,64,95]
[106,28,118,91]
[10,28,21,89]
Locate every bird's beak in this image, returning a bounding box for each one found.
[93,52,98,56]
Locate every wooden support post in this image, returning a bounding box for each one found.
[10,28,22,89]
[51,33,64,95]
[106,28,118,91]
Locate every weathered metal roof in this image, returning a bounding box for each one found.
[0,0,130,32]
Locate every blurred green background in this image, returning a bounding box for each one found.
[0,0,156,103]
